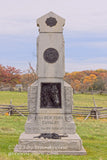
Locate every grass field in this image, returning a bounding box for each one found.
[0,91,107,159]
[0,91,27,106]
[0,91,107,107]
[73,93,107,107]
[0,116,107,160]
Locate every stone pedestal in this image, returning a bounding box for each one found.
[14,80,86,155]
[14,12,86,155]
[14,133,86,155]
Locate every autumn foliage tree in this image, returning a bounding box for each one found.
[0,64,21,87]
[64,69,107,92]
[83,74,97,91]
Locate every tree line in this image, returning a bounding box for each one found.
[0,64,107,92]
[64,69,107,92]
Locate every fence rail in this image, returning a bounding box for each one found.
[72,106,107,119]
[0,104,28,117]
[0,104,107,119]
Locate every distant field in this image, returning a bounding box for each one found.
[0,91,27,106]
[73,93,107,107]
[0,91,107,107]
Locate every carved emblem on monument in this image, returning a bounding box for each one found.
[45,17,57,27]
[43,48,59,63]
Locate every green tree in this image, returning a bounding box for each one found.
[93,77,105,91]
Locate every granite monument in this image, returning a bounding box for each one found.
[14,12,86,155]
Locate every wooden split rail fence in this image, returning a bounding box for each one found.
[0,104,107,119]
[72,106,107,119]
[0,104,28,117]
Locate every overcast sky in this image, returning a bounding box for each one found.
[0,0,107,72]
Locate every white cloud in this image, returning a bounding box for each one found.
[65,57,107,72]
[0,0,107,35]
[66,41,107,48]
[85,42,107,48]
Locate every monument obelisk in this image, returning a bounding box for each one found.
[14,12,86,155]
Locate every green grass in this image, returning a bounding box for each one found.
[0,91,107,107]
[0,116,107,160]
[0,91,107,159]
[73,93,107,107]
[0,91,27,106]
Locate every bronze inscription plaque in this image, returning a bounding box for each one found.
[40,83,61,108]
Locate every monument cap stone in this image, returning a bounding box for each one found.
[37,11,65,33]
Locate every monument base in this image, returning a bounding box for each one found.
[14,132,86,155]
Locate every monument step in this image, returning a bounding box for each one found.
[14,147,86,155]
[14,132,86,155]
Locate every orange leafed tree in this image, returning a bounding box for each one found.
[0,64,21,87]
[71,79,82,91]
[83,74,97,90]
